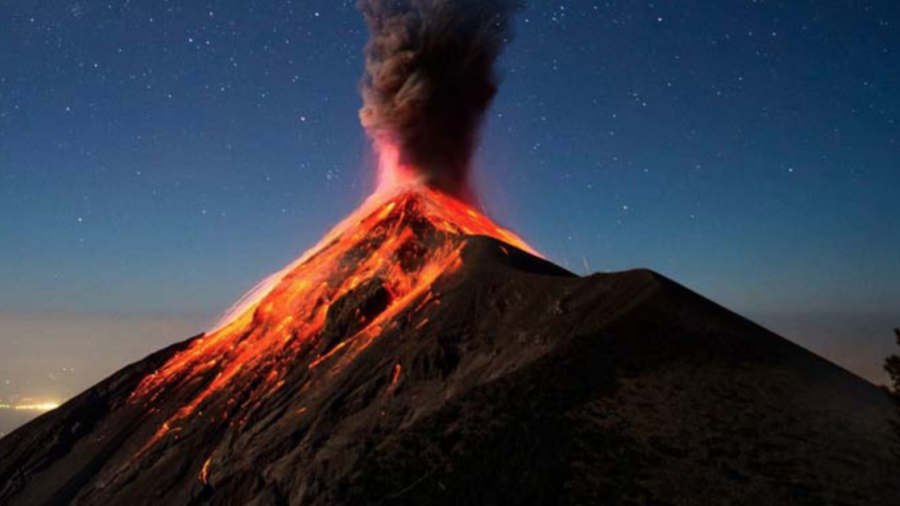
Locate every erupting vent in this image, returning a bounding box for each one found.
[130,185,534,456]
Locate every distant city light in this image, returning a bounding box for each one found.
[0,402,60,412]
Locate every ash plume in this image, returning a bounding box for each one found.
[358,0,522,200]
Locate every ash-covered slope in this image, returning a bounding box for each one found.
[1,212,898,505]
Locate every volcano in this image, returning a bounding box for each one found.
[2,2,899,502]
[0,186,898,506]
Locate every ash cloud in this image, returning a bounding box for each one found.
[358,0,522,200]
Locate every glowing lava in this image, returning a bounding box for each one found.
[130,181,534,457]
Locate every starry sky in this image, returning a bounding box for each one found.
[1,1,899,415]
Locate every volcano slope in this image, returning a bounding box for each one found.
[1,194,898,506]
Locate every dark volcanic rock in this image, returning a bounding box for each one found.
[0,237,897,506]
[320,277,393,354]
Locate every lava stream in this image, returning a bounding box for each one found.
[130,184,534,456]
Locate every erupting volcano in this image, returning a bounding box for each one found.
[2,1,898,505]
[120,0,535,460]
[130,183,536,459]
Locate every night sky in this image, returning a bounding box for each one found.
[1,1,899,420]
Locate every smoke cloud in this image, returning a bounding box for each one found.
[358,0,522,201]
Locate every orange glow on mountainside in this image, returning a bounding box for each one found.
[130,181,535,457]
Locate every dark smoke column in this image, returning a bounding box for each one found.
[359,0,521,202]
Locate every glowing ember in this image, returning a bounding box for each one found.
[199,456,212,485]
[386,363,403,396]
[130,182,534,457]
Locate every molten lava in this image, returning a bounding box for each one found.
[130,183,534,457]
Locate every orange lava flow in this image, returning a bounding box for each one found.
[129,184,534,457]
[386,364,403,396]
[199,456,212,485]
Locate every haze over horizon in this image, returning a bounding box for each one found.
[2,307,897,438]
